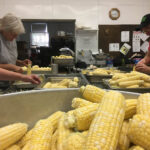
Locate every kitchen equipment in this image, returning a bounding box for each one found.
[59,47,75,56]
[57,31,66,36]
[91,50,107,67]
[103,79,150,93]
[51,56,74,67]
[86,74,112,83]
[0,89,139,128]
[51,64,58,74]
[37,73,89,89]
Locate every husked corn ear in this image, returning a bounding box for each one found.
[137,93,150,116]
[65,104,98,131]
[57,113,72,150]
[128,114,150,149]
[72,97,94,108]
[119,80,144,88]
[129,146,145,150]
[47,111,64,130]
[117,121,130,150]
[0,123,28,150]
[68,81,78,88]
[30,119,53,150]
[80,85,106,103]
[81,130,88,137]
[64,110,75,128]
[112,73,127,80]
[43,82,52,88]
[127,85,139,88]
[63,132,85,150]
[22,142,31,150]
[59,79,72,86]
[6,145,20,150]
[73,104,98,131]
[125,99,137,119]
[51,130,58,150]
[27,64,31,75]
[84,91,125,150]
[131,71,150,82]
[143,82,150,87]
[116,75,141,84]
[74,77,79,82]
[17,129,33,148]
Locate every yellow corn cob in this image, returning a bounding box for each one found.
[125,99,137,119]
[63,132,85,150]
[30,119,53,150]
[22,142,31,150]
[129,146,145,150]
[57,113,72,150]
[81,130,88,137]
[131,71,150,82]
[71,97,94,108]
[6,145,20,150]
[112,73,127,80]
[67,99,136,131]
[29,111,63,149]
[65,104,98,131]
[109,79,117,85]
[143,82,150,87]
[128,114,150,149]
[68,81,78,88]
[117,121,130,150]
[27,64,31,75]
[79,85,106,103]
[119,80,144,88]
[47,111,64,130]
[116,75,141,84]
[74,77,79,83]
[59,79,72,86]
[127,85,139,88]
[84,91,125,150]
[43,82,52,88]
[51,130,58,150]
[0,123,28,150]
[17,129,33,148]
[136,93,150,115]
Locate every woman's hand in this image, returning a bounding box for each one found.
[21,74,41,84]
[135,63,150,74]
[16,59,32,67]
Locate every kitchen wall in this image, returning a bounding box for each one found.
[0,0,150,64]
[0,0,150,29]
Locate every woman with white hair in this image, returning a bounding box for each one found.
[0,13,41,84]
[0,13,31,73]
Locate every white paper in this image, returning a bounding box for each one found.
[140,33,149,41]
[140,41,149,53]
[132,31,141,52]
[121,31,130,42]
[120,43,131,55]
[133,31,141,42]
[109,43,120,52]
[132,41,141,52]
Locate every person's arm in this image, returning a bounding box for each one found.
[0,68,41,84]
[16,59,32,67]
[0,64,23,73]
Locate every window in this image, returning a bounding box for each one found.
[31,23,49,47]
